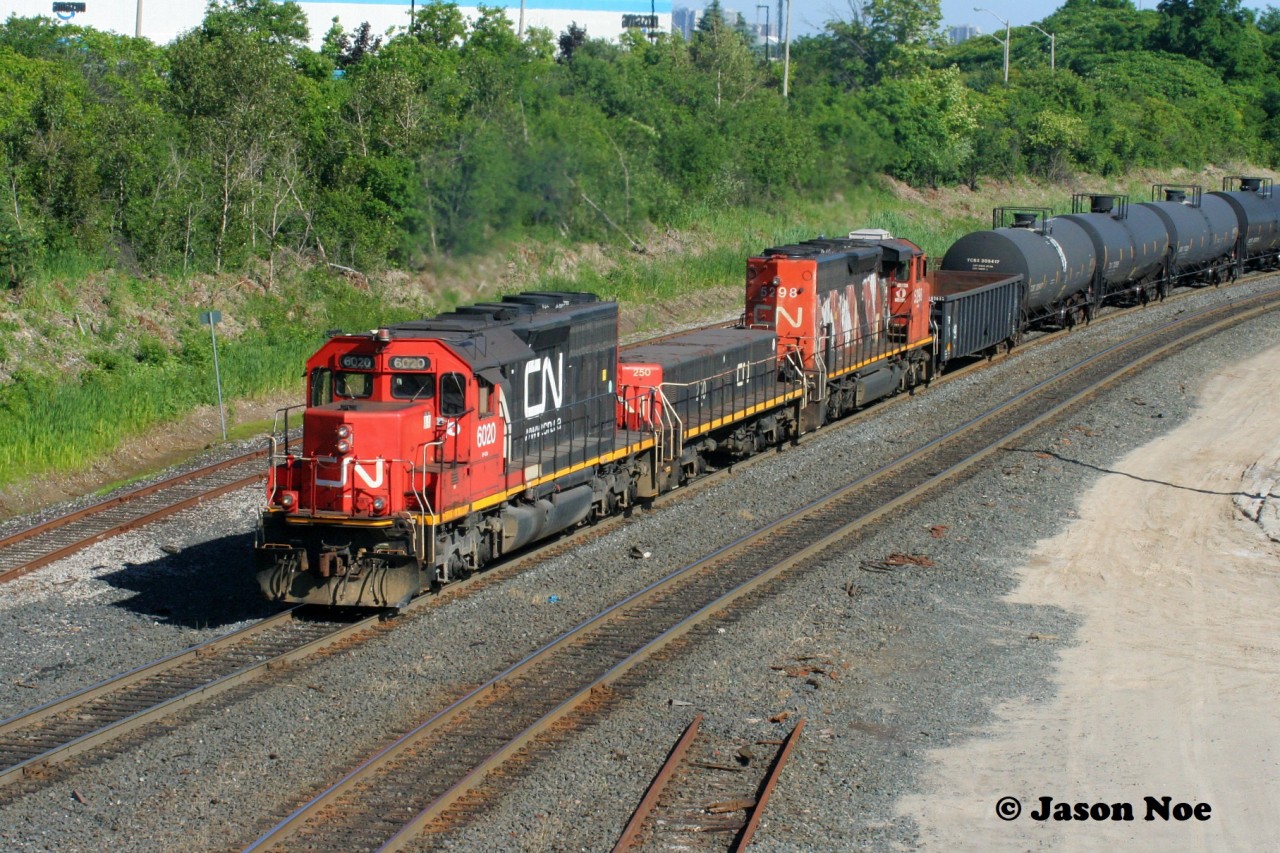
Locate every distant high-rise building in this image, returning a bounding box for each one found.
[949,24,981,45]
[673,6,698,39]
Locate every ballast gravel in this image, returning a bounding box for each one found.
[1,278,1278,851]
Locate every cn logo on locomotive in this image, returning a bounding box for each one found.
[523,354,565,417]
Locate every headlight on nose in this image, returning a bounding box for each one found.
[336,439,351,454]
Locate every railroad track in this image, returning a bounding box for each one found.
[0,606,366,791]
[242,284,1280,853]
[0,501,636,796]
[0,451,270,584]
[613,713,805,851]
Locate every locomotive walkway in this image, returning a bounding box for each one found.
[240,287,1280,852]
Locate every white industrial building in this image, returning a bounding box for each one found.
[0,0,672,46]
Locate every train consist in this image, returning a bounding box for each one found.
[256,178,1280,608]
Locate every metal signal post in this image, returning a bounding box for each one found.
[199,310,228,441]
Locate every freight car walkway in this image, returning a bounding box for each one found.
[901,344,1280,849]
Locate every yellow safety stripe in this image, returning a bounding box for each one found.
[682,389,804,439]
[281,437,657,529]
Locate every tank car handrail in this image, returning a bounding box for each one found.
[1152,183,1202,206]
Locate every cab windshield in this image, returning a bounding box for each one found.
[392,373,437,400]
[334,371,373,399]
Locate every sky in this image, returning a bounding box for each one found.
[724,0,1278,39]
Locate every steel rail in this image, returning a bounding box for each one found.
[739,718,805,848]
[0,606,371,789]
[0,274,1252,590]
[243,285,1280,853]
[0,450,271,584]
[613,714,706,852]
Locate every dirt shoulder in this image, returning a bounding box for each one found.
[898,345,1280,848]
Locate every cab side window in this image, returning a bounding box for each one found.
[310,368,332,406]
[441,373,467,416]
[477,378,494,417]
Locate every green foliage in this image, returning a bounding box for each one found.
[1152,0,1266,81]
[863,66,977,186]
[3,0,1280,489]
[1,0,1274,281]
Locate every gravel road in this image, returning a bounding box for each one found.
[1,277,1278,852]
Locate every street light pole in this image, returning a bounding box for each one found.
[782,0,792,98]
[757,3,769,61]
[1028,23,1055,71]
[975,7,1009,84]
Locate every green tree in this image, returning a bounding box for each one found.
[1153,0,1267,80]
[863,65,976,186]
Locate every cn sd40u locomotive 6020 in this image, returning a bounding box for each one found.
[256,177,1280,608]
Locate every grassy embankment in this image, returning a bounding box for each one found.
[0,171,1201,496]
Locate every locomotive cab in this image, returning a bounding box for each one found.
[259,333,502,608]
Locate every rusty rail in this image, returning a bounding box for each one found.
[614,715,804,851]
[739,718,805,847]
[614,714,706,851]
[0,447,278,584]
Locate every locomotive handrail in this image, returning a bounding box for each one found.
[263,435,279,494]
[412,441,442,519]
[270,404,306,451]
[266,404,307,499]
[412,442,440,565]
[652,385,682,465]
[811,349,829,403]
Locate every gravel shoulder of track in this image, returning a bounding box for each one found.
[0,278,1277,851]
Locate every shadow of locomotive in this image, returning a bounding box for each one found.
[97,531,283,628]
